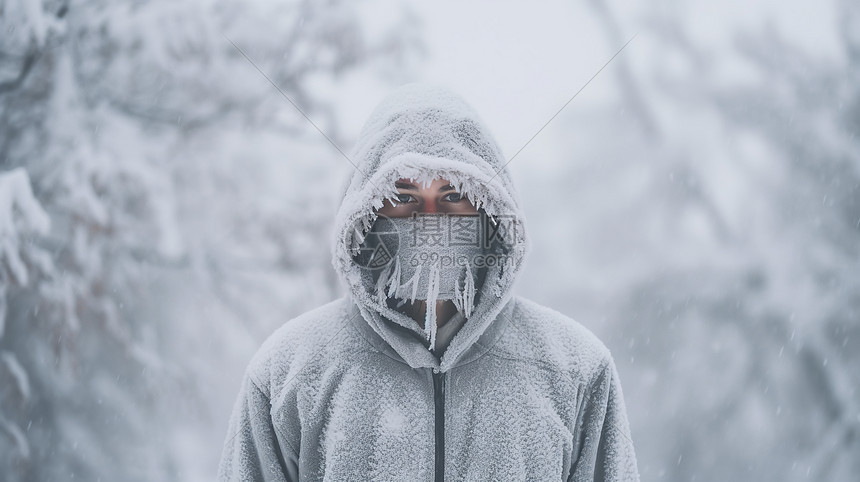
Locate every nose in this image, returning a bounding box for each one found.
[422,198,438,213]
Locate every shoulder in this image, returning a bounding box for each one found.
[492,295,614,386]
[243,296,358,397]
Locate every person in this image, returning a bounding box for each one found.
[217,83,640,481]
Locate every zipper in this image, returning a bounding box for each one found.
[433,370,446,482]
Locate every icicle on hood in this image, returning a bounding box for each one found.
[332,82,530,371]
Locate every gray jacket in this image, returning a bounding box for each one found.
[218,83,639,481]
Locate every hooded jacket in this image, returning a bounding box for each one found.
[218,83,639,481]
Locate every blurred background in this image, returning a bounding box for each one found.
[1,0,858,480]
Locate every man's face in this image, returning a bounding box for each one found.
[376,177,479,217]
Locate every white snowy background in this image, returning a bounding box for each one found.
[1,0,858,480]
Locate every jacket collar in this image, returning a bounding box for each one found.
[348,295,515,372]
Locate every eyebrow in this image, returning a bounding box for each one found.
[393,181,457,191]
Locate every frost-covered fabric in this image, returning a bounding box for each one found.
[433,310,466,354]
[218,83,639,481]
[356,213,497,350]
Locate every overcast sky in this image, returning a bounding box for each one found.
[314,0,842,166]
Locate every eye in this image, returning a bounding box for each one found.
[394,193,415,204]
[443,192,464,202]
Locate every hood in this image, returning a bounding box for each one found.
[331,82,530,372]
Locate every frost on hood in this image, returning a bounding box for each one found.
[331,83,530,370]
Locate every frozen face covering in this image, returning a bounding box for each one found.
[354,212,509,348]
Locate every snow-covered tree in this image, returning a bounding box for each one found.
[0,168,52,472]
[518,1,859,479]
[0,0,421,479]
